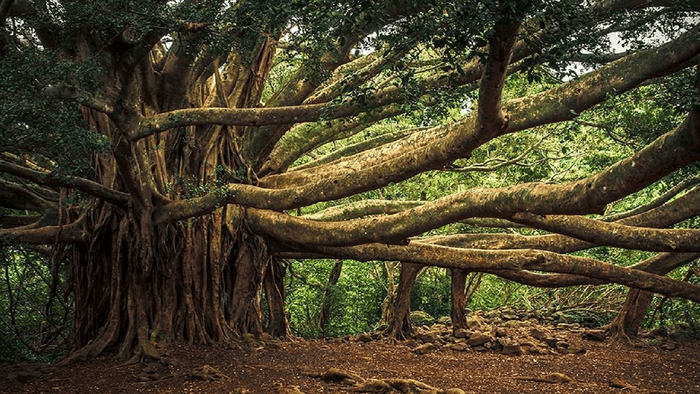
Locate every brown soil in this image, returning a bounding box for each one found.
[2,327,699,394]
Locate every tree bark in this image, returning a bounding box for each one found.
[318,260,343,336]
[450,269,469,331]
[264,258,290,337]
[605,253,700,339]
[385,263,422,339]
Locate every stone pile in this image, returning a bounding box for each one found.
[351,306,604,356]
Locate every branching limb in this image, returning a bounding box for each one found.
[156,108,700,227]
[0,220,85,243]
[0,179,57,213]
[0,160,129,205]
[260,103,407,174]
[420,183,700,254]
[506,23,700,134]
[134,101,360,140]
[511,212,700,252]
[309,242,700,302]
[304,199,522,228]
[292,127,428,172]
[304,200,424,221]
[43,85,114,115]
[604,174,700,221]
[259,26,700,192]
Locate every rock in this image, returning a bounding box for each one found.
[495,328,508,338]
[189,364,229,381]
[609,379,638,390]
[530,328,546,340]
[502,344,524,356]
[276,386,304,394]
[527,346,550,355]
[468,332,493,347]
[415,330,440,344]
[582,330,606,341]
[473,345,489,352]
[453,328,470,338]
[556,340,585,354]
[413,342,440,355]
[448,343,470,352]
[466,315,485,328]
[410,310,435,326]
[445,388,467,394]
[357,333,373,342]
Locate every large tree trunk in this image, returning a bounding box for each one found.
[65,201,273,362]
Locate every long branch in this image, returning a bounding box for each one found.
[512,212,700,252]
[155,108,700,226]
[0,160,129,205]
[310,242,700,303]
[259,25,700,191]
[244,113,699,246]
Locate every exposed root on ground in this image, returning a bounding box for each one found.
[306,367,466,393]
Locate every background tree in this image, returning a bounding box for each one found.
[1,0,700,362]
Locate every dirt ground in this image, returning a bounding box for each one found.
[2,327,700,394]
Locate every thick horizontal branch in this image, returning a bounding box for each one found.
[506,23,700,133]
[311,242,700,303]
[44,85,114,115]
[290,126,425,172]
[512,212,700,252]
[261,103,407,174]
[0,179,56,213]
[0,160,130,206]
[487,252,700,288]
[0,221,86,244]
[157,107,700,231]
[304,199,522,228]
[304,200,424,221]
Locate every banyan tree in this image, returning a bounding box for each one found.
[1,0,700,360]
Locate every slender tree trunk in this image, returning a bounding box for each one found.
[450,268,469,331]
[606,289,654,340]
[379,262,398,328]
[318,260,343,336]
[605,253,699,340]
[385,262,422,339]
[264,258,290,337]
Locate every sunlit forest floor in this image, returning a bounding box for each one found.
[3,321,699,394]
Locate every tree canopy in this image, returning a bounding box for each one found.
[1,0,700,361]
